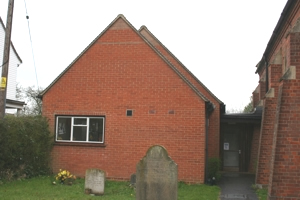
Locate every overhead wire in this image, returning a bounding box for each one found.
[23,0,39,88]
[0,61,8,68]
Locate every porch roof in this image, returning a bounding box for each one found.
[221,106,262,124]
[6,99,26,109]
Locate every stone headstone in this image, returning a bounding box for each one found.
[130,173,136,186]
[84,169,105,195]
[136,145,178,200]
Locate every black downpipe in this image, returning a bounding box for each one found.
[205,113,209,184]
[204,102,214,184]
[264,55,269,93]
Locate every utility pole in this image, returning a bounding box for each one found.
[0,0,14,119]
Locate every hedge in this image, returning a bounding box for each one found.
[0,115,53,181]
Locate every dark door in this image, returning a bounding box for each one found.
[238,125,253,172]
[223,132,240,171]
[221,124,253,172]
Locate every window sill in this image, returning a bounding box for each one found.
[54,141,106,148]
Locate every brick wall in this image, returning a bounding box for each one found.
[254,3,300,198]
[267,29,300,200]
[268,80,300,199]
[290,32,300,78]
[256,97,276,185]
[140,28,221,158]
[42,17,212,183]
[259,70,266,100]
[252,85,260,108]
[256,63,284,186]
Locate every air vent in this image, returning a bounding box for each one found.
[126,110,133,116]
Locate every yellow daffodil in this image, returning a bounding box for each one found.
[55,169,75,184]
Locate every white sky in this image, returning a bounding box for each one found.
[0,0,288,112]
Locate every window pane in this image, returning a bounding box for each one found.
[89,118,104,142]
[74,118,87,125]
[57,118,71,141]
[73,126,87,141]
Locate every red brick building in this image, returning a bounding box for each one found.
[40,14,224,183]
[253,1,300,199]
[217,2,300,199]
[40,2,300,196]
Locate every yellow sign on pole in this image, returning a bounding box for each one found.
[0,77,7,89]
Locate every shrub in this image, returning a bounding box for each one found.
[0,115,53,180]
[207,157,221,181]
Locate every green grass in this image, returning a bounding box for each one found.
[178,182,220,200]
[0,176,220,200]
[256,188,268,200]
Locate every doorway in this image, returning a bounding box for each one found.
[221,124,253,172]
[223,132,240,171]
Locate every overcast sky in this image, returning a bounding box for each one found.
[0,0,287,112]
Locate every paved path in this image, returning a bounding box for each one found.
[217,173,258,200]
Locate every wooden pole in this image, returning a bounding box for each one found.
[0,0,14,119]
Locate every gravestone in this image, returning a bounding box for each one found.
[84,169,105,195]
[130,173,136,187]
[136,145,178,200]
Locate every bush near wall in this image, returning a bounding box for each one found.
[0,115,53,181]
[208,157,221,181]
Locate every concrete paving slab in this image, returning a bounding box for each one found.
[217,173,258,200]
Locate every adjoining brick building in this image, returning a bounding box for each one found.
[252,0,300,199]
[220,1,300,198]
[40,14,224,183]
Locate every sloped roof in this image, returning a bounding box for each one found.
[6,98,26,109]
[255,0,295,73]
[40,14,218,106]
[139,25,223,105]
[0,17,22,64]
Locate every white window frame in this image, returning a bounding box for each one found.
[56,116,105,143]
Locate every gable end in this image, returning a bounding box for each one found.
[139,26,223,105]
[40,15,211,106]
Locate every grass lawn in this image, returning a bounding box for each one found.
[0,176,220,200]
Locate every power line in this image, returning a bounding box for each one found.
[0,60,8,68]
[23,0,39,88]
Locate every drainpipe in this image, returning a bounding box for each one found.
[264,55,269,93]
[205,101,214,184]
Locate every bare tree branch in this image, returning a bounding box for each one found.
[16,85,43,115]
